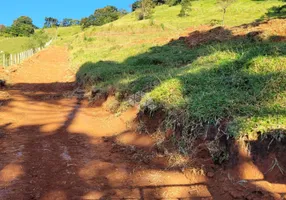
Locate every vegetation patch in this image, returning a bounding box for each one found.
[61,0,285,157]
[75,34,285,142]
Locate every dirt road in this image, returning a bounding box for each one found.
[0,47,212,200]
[1,46,285,200]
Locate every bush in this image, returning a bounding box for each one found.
[166,0,182,6]
[80,6,127,29]
[137,12,145,20]
[26,29,49,49]
[209,19,222,26]
[5,16,36,37]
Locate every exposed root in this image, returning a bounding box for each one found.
[265,158,286,176]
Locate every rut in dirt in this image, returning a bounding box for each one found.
[0,46,286,200]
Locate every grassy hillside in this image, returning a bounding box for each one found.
[0,37,31,66]
[112,0,285,29]
[0,37,30,54]
[61,0,285,144]
[47,26,82,45]
[0,27,74,66]
[0,26,80,55]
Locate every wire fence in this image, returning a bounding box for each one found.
[0,39,53,67]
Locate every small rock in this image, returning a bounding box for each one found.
[207,171,215,178]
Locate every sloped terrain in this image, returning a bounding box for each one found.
[0,0,285,199]
[0,44,286,200]
[184,19,286,47]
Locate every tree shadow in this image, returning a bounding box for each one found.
[74,22,286,198]
[76,23,285,124]
[257,4,286,21]
[0,82,214,199]
[1,20,285,199]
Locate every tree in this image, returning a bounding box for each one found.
[0,25,5,31]
[71,20,80,26]
[93,6,121,26]
[178,0,192,17]
[153,0,167,5]
[139,0,155,19]
[80,6,126,29]
[132,0,167,11]
[217,0,236,26]
[119,9,128,16]
[60,19,80,27]
[13,16,34,26]
[0,25,6,36]
[9,24,34,36]
[44,17,59,28]
[26,29,49,49]
[132,1,141,11]
[6,16,36,36]
[166,0,181,6]
[61,18,73,27]
[80,15,96,29]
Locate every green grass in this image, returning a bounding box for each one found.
[0,37,31,66]
[0,37,30,54]
[58,0,285,141]
[0,28,66,66]
[112,0,284,29]
[75,39,286,138]
[0,26,81,55]
[47,26,82,46]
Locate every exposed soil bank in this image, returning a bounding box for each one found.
[138,109,286,199]
[183,19,286,48]
[0,46,286,199]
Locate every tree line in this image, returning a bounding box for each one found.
[80,6,127,29]
[79,1,189,29]
[44,17,80,28]
[0,16,80,37]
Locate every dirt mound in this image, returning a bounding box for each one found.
[184,19,286,47]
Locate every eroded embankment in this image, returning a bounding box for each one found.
[74,18,286,199]
[0,25,285,199]
[0,46,213,200]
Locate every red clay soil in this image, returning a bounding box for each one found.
[0,46,286,200]
[183,19,286,47]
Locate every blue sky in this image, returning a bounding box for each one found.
[0,0,135,27]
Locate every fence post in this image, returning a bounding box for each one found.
[1,39,53,67]
[0,51,4,67]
